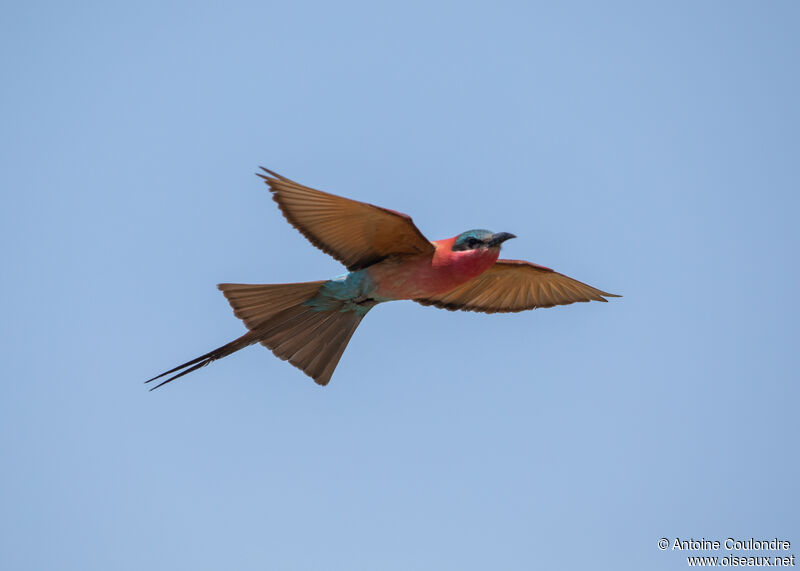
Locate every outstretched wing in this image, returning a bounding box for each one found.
[415,259,620,314]
[258,168,434,271]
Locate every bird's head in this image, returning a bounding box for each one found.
[451,229,516,252]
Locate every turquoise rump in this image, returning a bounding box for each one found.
[303,271,391,316]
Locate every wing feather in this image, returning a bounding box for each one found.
[415,259,620,313]
[258,168,434,271]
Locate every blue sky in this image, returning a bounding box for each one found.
[2,1,798,569]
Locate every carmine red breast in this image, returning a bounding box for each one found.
[368,237,500,300]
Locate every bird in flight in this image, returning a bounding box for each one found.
[147,168,619,390]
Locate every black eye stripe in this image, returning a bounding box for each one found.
[453,240,480,251]
[452,230,493,251]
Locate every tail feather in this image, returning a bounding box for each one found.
[270,308,334,356]
[255,304,366,386]
[145,332,259,390]
[147,280,369,389]
[296,312,353,362]
[218,281,325,330]
[305,313,362,384]
[282,310,343,367]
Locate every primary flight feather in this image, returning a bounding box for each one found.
[147,168,619,389]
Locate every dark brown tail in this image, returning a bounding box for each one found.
[146,281,366,390]
[145,331,261,390]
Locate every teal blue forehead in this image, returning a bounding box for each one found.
[454,229,494,245]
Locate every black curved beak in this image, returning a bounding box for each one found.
[488,232,516,247]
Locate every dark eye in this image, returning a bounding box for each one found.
[467,238,480,248]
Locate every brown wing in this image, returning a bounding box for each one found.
[257,168,434,271]
[415,259,620,314]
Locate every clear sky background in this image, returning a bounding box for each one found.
[2,1,798,570]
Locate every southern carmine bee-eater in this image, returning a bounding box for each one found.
[147,168,619,390]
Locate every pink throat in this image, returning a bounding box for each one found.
[369,237,500,300]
